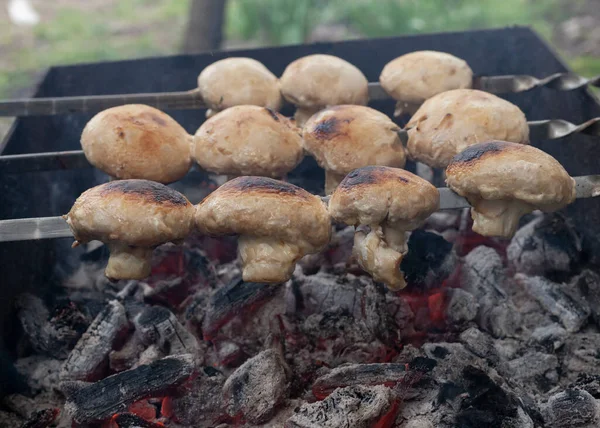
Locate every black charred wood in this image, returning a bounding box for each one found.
[19,408,59,428]
[362,281,398,345]
[542,389,599,427]
[570,269,600,327]
[62,354,196,424]
[111,413,165,428]
[134,305,199,356]
[61,300,129,381]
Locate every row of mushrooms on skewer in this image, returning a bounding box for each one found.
[65,51,576,290]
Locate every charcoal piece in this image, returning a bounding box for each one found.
[109,335,145,372]
[301,307,372,343]
[215,340,246,367]
[571,374,600,398]
[14,356,62,393]
[168,366,226,426]
[285,385,395,428]
[530,324,567,351]
[62,354,196,424]
[505,351,559,392]
[516,274,590,332]
[16,294,85,359]
[202,278,279,339]
[542,389,599,427]
[222,349,290,424]
[134,305,199,356]
[570,269,600,327]
[403,417,434,428]
[507,214,581,278]
[444,288,478,325]
[459,327,498,365]
[400,230,457,291]
[61,300,129,382]
[136,344,164,367]
[111,413,164,428]
[20,408,59,428]
[312,363,407,399]
[564,333,600,381]
[362,280,398,344]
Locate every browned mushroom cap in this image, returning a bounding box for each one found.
[197,57,283,118]
[280,54,369,126]
[302,105,406,194]
[81,104,192,183]
[329,166,440,289]
[195,176,331,283]
[380,51,473,116]
[446,141,576,238]
[192,105,304,178]
[406,89,529,168]
[64,180,195,280]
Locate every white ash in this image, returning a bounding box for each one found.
[530,324,568,351]
[14,355,62,393]
[445,288,478,325]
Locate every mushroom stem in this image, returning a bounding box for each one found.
[324,171,346,195]
[294,107,321,127]
[238,236,301,283]
[105,243,154,280]
[470,198,533,238]
[381,224,408,253]
[353,227,406,290]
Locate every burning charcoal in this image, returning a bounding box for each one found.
[569,269,600,327]
[110,413,165,428]
[285,385,397,428]
[14,356,62,393]
[301,307,373,344]
[202,278,279,340]
[61,300,129,382]
[530,324,568,351]
[564,333,600,382]
[400,230,457,291]
[222,348,290,424]
[215,340,246,368]
[312,363,407,399]
[541,389,599,427]
[516,274,591,333]
[403,417,434,428]
[136,344,164,367]
[444,288,478,325]
[507,213,581,278]
[167,366,226,426]
[62,354,196,424]
[459,327,499,365]
[134,306,199,356]
[16,294,86,359]
[504,351,559,392]
[19,408,59,428]
[571,374,600,398]
[362,280,398,344]
[109,335,145,372]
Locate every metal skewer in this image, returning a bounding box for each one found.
[1,175,598,243]
[2,118,600,174]
[0,71,598,117]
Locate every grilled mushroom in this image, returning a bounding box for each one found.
[445,141,576,238]
[302,105,406,194]
[280,54,369,126]
[197,57,283,118]
[195,177,331,283]
[64,180,195,280]
[81,104,192,183]
[192,105,304,179]
[380,50,473,116]
[329,166,440,289]
[406,89,529,168]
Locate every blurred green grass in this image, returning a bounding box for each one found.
[0,0,595,98]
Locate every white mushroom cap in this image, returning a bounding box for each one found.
[280,54,369,126]
[195,176,331,283]
[197,57,283,118]
[445,141,576,238]
[380,51,473,115]
[302,105,406,194]
[192,105,304,178]
[64,180,195,280]
[81,104,192,184]
[406,89,529,168]
[329,166,440,289]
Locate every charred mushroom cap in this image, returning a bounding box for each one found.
[64,180,195,280]
[280,54,369,126]
[406,89,529,168]
[446,141,576,238]
[302,105,406,194]
[380,51,473,115]
[197,57,283,118]
[81,104,192,183]
[192,105,304,178]
[195,176,331,283]
[329,166,440,289]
